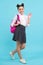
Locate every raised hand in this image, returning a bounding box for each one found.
[28,13,32,18]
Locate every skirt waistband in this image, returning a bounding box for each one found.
[17,24,25,28]
[16,24,25,31]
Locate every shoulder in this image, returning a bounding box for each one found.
[13,14,20,18]
[13,15,17,19]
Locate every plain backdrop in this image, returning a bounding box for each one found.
[0,0,43,65]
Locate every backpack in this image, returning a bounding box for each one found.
[10,15,20,33]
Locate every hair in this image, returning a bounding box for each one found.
[16,3,24,9]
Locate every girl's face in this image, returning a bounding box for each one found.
[18,6,24,15]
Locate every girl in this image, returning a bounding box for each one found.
[10,3,32,64]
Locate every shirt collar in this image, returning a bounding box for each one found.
[18,13,24,16]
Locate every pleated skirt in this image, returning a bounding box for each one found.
[12,24,26,44]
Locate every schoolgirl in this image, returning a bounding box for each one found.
[10,3,32,64]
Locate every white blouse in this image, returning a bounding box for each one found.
[11,13,29,27]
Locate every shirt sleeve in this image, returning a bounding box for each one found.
[10,15,17,27]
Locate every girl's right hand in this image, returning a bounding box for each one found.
[17,21,21,25]
[13,21,21,26]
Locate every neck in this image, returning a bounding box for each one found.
[19,13,24,15]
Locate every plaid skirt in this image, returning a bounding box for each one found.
[12,24,26,44]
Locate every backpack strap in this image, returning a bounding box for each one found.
[17,14,20,21]
[10,14,20,27]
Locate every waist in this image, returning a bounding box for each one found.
[16,24,25,31]
[20,23,26,27]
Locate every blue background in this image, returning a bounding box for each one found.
[0,0,43,65]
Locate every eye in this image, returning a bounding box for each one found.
[19,9,21,10]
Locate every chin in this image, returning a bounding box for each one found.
[21,13,24,15]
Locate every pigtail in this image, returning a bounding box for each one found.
[21,3,24,7]
[16,3,24,9]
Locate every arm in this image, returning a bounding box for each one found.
[13,21,21,26]
[11,15,17,27]
[11,15,20,27]
[27,13,32,24]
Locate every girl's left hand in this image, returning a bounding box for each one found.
[28,13,32,18]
